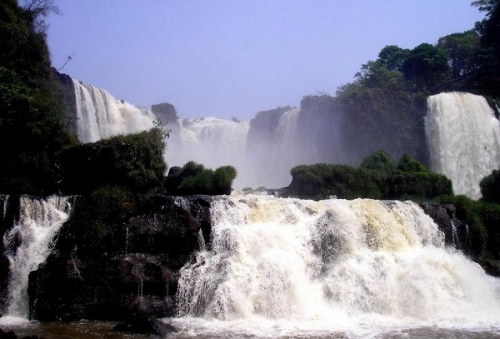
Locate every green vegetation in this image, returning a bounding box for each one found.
[286,152,452,201]
[165,161,237,195]
[435,194,500,273]
[0,0,78,195]
[61,128,167,194]
[480,169,500,204]
[359,150,396,172]
[337,1,500,100]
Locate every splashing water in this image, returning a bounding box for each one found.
[2,196,72,320]
[169,195,500,338]
[426,92,500,199]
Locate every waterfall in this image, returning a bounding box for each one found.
[172,195,500,336]
[267,108,301,187]
[2,195,72,320]
[426,92,500,199]
[167,117,250,187]
[72,79,156,143]
[1,195,8,220]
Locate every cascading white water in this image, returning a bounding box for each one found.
[72,79,156,143]
[170,195,500,338]
[265,108,301,188]
[167,117,251,187]
[426,92,500,199]
[2,196,72,320]
[166,108,306,190]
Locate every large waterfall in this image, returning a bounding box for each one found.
[426,92,500,199]
[72,79,156,143]
[166,111,305,189]
[1,196,72,321]
[170,195,500,338]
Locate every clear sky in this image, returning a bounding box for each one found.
[46,0,485,121]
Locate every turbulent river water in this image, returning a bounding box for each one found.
[1,195,500,338]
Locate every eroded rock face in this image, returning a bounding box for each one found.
[28,195,212,321]
[418,202,471,251]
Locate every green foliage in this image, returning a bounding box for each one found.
[402,43,451,92]
[360,150,396,172]
[61,128,166,194]
[213,166,238,194]
[0,0,78,195]
[434,195,499,260]
[288,164,382,200]
[480,169,500,204]
[437,30,481,78]
[165,162,237,195]
[286,151,451,201]
[397,154,428,172]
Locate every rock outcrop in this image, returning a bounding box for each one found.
[27,194,212,321]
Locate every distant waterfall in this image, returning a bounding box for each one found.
[426,92,500,199]
[2,196,72,319]
[72,79,156,143]
[172,195,500,337]
[167,117,250,187]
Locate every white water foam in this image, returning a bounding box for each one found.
[426,92,500,199]
[2,196,72,320]
[169,195,500,338]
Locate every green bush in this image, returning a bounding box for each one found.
[360,150,396,172]
[285,151,452,201]
[165,162,237,195]
[288,164,382,200]
[397,154,428,172]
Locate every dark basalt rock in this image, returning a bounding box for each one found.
[28,194,212,321]
[418,201,471,250]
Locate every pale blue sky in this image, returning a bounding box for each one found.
[47,1,485,120]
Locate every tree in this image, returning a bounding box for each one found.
[354,60,405,90]
[402,43,451,92]
[437,30,481,78]
[0,0,78,194]
[377,45,410,72]
[20,0,60,34]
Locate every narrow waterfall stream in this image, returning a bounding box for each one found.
[1,196,72,322]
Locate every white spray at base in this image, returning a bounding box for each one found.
[72,79,156,143]
[426,92,500,199]
[171,195,500,337]
[2,196,72,321]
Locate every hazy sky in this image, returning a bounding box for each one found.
[47,1,485,121]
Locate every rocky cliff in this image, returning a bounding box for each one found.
[25,194,212,321]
